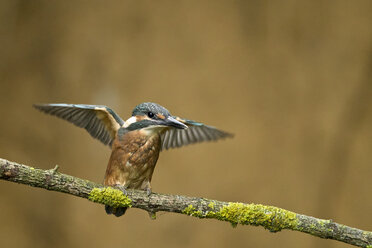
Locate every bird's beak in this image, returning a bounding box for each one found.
[164,116,188,129]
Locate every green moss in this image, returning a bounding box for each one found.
[88,187,132,208]
[183,202,298,232]
[208,201,215,210]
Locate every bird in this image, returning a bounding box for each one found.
[33,102,233,217]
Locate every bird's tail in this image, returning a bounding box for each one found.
[105,205,127,217]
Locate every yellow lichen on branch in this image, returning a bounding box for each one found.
[88,187,132,208]
[183,202,298,231]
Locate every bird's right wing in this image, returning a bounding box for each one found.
[34,103,124,147]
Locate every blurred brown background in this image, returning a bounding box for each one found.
[0,1,371,248]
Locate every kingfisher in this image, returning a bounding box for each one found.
[34,102,233,217]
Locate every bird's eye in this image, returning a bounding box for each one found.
[147,112,154,118]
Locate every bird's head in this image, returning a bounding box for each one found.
[124,102,188,132]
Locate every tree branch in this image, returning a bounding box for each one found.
[0,158,370,247]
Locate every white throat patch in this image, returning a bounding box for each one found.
[141,125,167,135]
[123,116,137,128]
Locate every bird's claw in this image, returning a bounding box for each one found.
[114,184,128,196]
[146,188,152,197]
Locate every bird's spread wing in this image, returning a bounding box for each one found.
[34,103,124,147]
[160,117,233,150]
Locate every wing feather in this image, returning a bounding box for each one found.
[33,103,124,147]
[160,117,233,150]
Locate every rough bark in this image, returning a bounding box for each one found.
[0,158,371,247]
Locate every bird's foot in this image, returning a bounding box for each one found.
[106,184,128,217]
[143,185,154,219]
[145,187,152,197]
[114,184,128,195]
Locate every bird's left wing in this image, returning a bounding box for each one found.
[33,103,124,147]
[160,117,233,150]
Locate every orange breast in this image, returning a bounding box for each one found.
[103,129,161,190]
